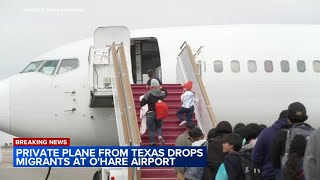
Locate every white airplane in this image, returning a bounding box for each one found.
[0,25,319,146]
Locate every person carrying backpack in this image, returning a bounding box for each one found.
[177,81,196,127]
[270,102,314,180]
[252,110,290,180]
[174,123,195,180]
[184,127,207,180]
[217,133,263,180]
[203,121,232,180]
[216,133,245,180]
[140,79,167,146]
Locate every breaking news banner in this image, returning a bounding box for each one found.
[13,138,207,167]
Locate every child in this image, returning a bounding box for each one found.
[216,133,244,180]
[177,81,196,127]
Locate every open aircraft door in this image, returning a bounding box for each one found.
[89,26,131,108]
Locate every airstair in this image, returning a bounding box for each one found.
[133,42,217,179]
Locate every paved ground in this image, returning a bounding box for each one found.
[0,147,98,180]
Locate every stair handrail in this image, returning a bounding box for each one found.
[111,45,131,145]
[110,44,133,180]
[176,42,218,134]
[114,43,142,180]
[116,43,142,146]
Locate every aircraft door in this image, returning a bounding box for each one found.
[92,26,132,85]
[130,38,162,84]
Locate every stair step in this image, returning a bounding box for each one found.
[131,84,181,87]
[136,115,196,121]
[138,121,197,128]
[137,119,196,123]
[138,127,186,135]
[142,138,177,144]
[132,89,181,94]
[141,135,181,140]
[137,112,196,117]
[141,168,175,178]
[161,127,186,131]
[135,105,182,111]
[133,91,182,96]
[135,102,182,107]
[134,97,181,102]
[141,142,175,146]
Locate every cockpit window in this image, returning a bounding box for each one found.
[38,60,59,75]
[21,61,44,73]
[57,59,79,74]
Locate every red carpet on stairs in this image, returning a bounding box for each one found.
[131,84,197,180]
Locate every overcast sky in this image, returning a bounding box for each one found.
[1,0,320,79]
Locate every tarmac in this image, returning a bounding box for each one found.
[0,146,98,180]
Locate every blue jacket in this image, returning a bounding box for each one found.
[252,118,289,178]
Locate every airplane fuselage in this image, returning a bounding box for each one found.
[0,25,319,145]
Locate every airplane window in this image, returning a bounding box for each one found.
[297,60,306,72]
[264,60,273,73]
[248,60,257,73]
[313,60,320,72]
[281,60,290,73]
[38,60,59,75]
[58,59,79,74]
[21,61,44,73]
[231,60,240,73]
[214,60,223,73]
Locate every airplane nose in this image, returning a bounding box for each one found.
[0,79,11,134]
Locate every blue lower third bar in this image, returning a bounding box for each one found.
[13,146,207,167]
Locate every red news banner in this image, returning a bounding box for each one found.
[13,138,70,146]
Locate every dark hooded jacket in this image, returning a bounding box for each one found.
[252,118,289,178]
[203,129,231,180]
[140,88,167,111]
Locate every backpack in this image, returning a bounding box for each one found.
[202,135,225,180]
[239,151,263,180]
[281,123,314,167]
[184,141,207,180]
[155,100,168,120]
[207,135,225,171]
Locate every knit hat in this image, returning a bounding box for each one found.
[182,81,193,91]
[288,102,308,123]
[189,127,204,139]
[150,79,160,88]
